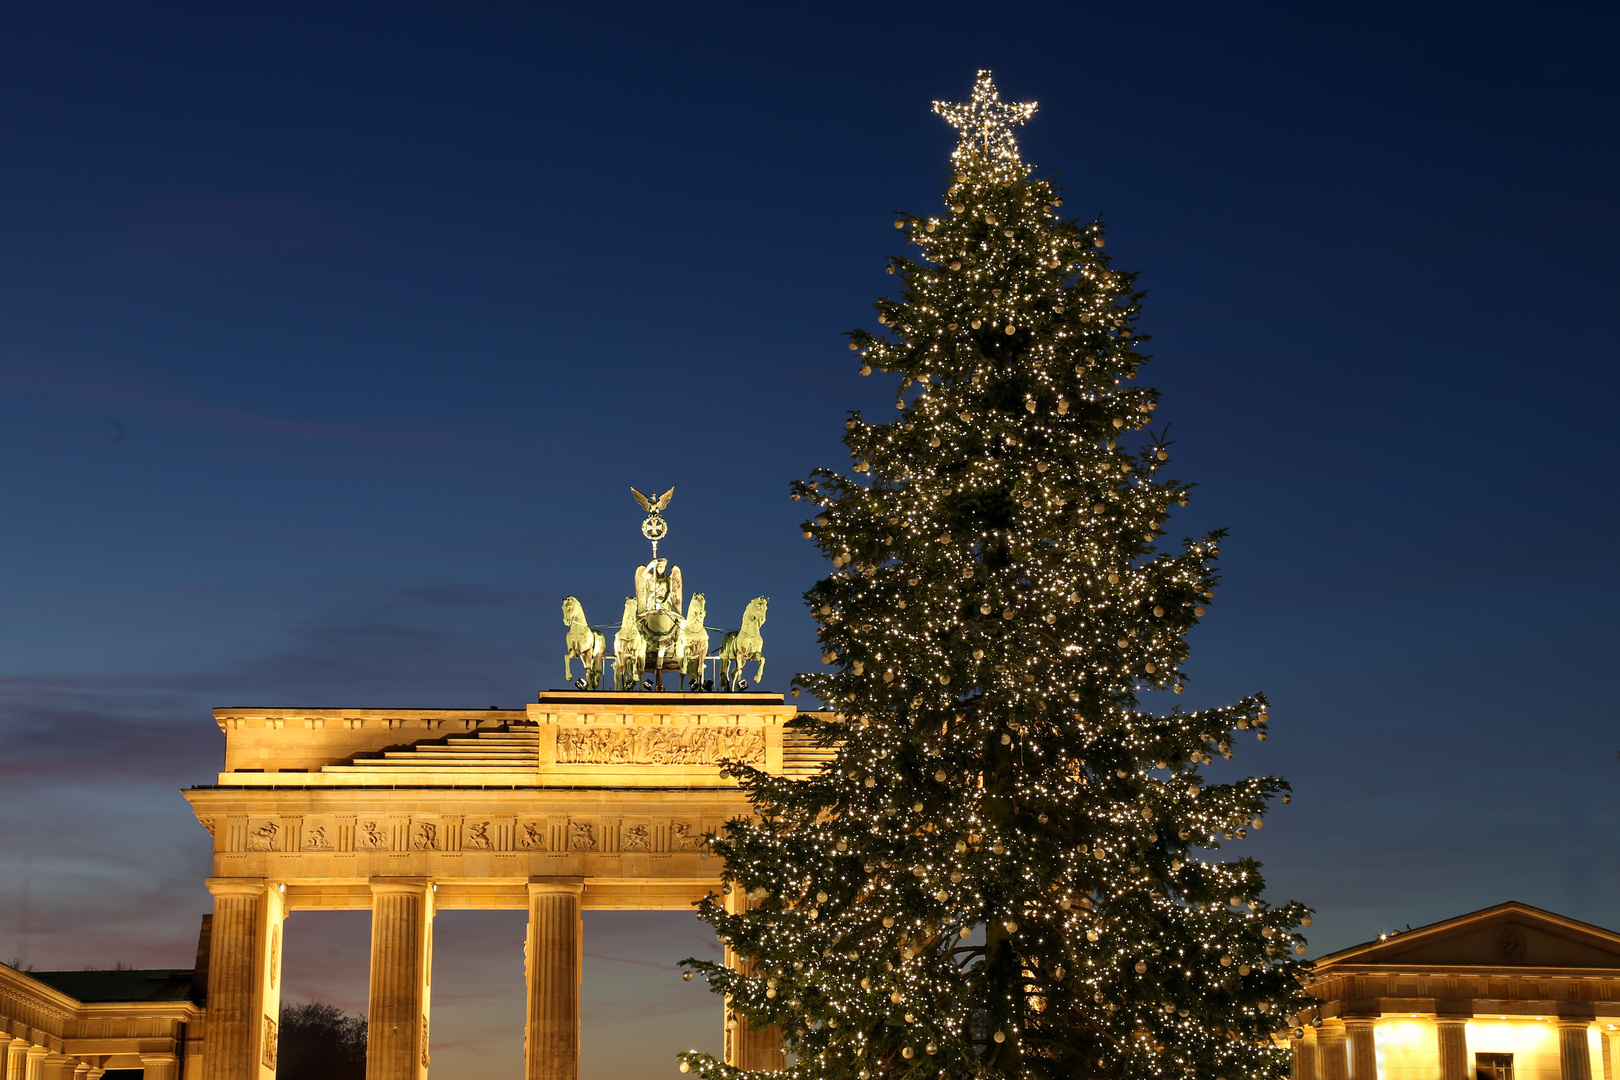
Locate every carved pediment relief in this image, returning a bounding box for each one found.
[1321,902,1620,970]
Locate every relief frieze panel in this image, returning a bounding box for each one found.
[355,818,394,850]
[218,811,714,859]
[245,819,281,852]
[412,820,440,850]
[555,725,764,765]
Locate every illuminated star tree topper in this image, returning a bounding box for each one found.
[932,69,1038,176]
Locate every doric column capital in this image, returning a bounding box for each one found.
[368,878,433,896]
[24,1048,50,1061]
[138,1057,179,1067]
[204,878,269,899]
[526,878,584,898]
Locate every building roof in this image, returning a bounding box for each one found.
[1313,900,1620,973]
[28,969,201,1005]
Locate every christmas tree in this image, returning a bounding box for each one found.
[679,71,1312,1080]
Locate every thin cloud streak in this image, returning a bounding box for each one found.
[0,356,470,448]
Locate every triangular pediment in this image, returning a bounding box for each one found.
[1318,902,1620,970]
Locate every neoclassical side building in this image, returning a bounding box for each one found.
[0,962,202,1080]
[1295,902,1620,1080]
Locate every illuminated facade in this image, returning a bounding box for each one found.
[1295,903,1620,1080]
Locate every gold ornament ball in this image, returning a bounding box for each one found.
[1005,323,1017,335]
[1156,448,1169,460]
[1094,237,1105,247]
[679,1063,690,1073]
[1112,417,1125,428]
[1152,605,1165,617]
[950,260,962,271]
[1134,961,1148,974]
[951,202,965,213]
[894,219,906,229]
[682,972,693,981]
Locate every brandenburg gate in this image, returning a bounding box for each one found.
[185,691,823,1080]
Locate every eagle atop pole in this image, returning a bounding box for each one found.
[631,485,673,559]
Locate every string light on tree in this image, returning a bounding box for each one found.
[679,71,1311,1080]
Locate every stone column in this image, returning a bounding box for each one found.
[141,1054,179,1080]
[1559,1021,1595,1080]
[1437,1017,1468,1080]
[1345,1018,1377,1080]
[1318,1024,1349,1080]
[41,1056,71,1080]
[200,878,284,1080]
[721,889,784,1071]
[366,880,435,1080]
[72,1062,90,1080]
[1293,1029,1318,1080]
[24,1046,50,1080]
[5,1039,29,1080]
[525,880,583,1080]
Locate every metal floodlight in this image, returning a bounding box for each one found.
[738,680,750,691]
[574,678,588,690]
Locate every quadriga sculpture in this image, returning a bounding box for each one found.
[561,597,606,689]
[613,597,645,691]
[680,593,709,690]
[717,597,767,692]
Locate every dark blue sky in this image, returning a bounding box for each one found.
[1,3,1616,1077]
